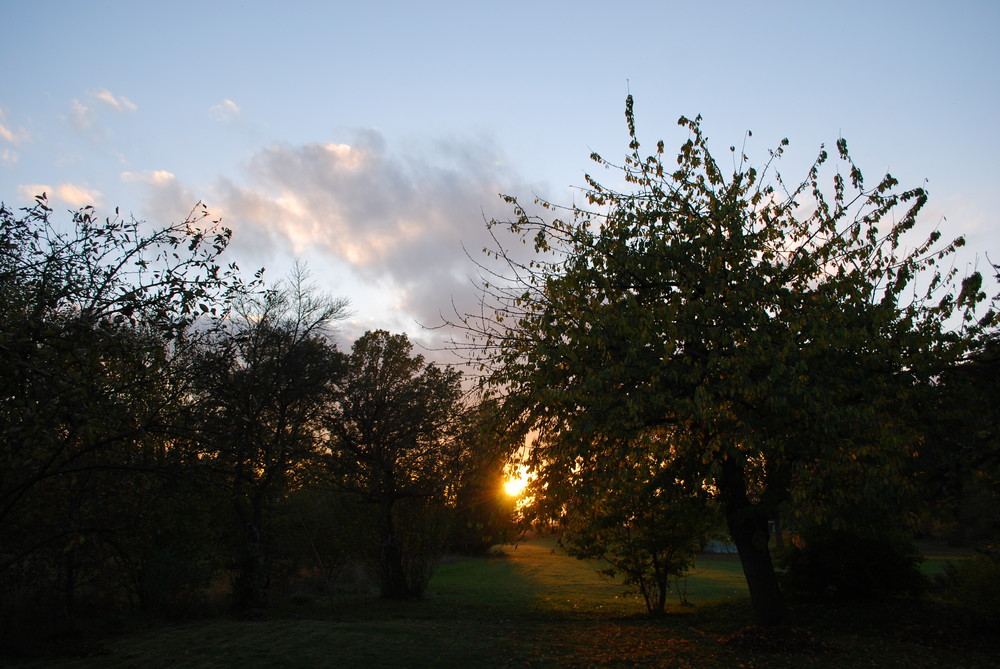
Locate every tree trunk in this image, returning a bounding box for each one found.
[233,498,269,610]
[720,455,786,627]
[63,551,77,621]
[379,500,410,599]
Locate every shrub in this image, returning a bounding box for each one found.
[955,549,1000,626]
[778,529,926,599]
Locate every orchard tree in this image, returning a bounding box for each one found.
[326,330,466,598]
[457,97,995,625]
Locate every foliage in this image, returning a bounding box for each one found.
[0,193,508,645]
[191,265,348,609]
[542,427,717,615]
[455,96,996,626]
[326,330,466,598]
[267,485,354,593]
[953,549,1000,627]
[917,332,1000,546]
[0,195,242,639]
[778,528,926,600]
[448,400,519,555]
[561,480,715,615]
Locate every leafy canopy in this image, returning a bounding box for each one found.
[465,95,992,504]
[455,96,995,624]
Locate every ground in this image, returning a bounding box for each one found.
[6,536,998,668]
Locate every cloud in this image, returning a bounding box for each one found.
[120,169,207,225]
[69,99,94,130]
[117,129,546,352]
[0,108,29,144]
[1,148,17,166]
[95,89,137,113]
[121,169,178,186]
[68,89,137,135]
[211,130,533,333]
[17,182,102,207]
[210,98,241,122]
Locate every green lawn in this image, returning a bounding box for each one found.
[918,540,975,578]
[8,536,998,668]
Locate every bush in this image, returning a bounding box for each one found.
[133,547,215,617]
[955,549,1000,626]
[778,529,926,599]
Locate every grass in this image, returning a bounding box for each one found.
[6,536,999,668]
[917,539,976,577]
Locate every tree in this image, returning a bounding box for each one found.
[456,97,995,626]
[918,330,1000,545]
[448,400,519,555]
[0,196,240,632]
[555,428,717,615]
[326,330,466,598]
[191,266,348,609]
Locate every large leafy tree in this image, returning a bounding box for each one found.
[0,196,240,620]
[192,267,348,609]
[326,330,465,599]
[458,97,995,625]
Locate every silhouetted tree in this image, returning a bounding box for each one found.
[326,330,465,598]
[448,400,518,555]
[0,196,240,636]
[192,266,348,609]
[918,330,1000,545]
[454,97,995,625]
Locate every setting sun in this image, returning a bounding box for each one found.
[504,475,528,497]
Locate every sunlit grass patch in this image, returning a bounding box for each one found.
[483,534,749,618]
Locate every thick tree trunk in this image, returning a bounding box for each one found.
[720,456,787,627]
[726,501,786,626]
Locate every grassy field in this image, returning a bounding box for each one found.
[6,536,998,668]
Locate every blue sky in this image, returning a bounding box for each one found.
[2,0,997,355]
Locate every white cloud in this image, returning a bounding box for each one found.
[210,98,241,122]
[95,89,137,113]
[1,148,18,166]
[119,169,216,237]
[116,129,541,350]
[68,89,136,136]
[121,169,177,185]
[206,129,536,338]
[17,182,101,207]
[0,108,29,144]
[56,183,102,207]
[69,99,94,130]
[17,184,50,201]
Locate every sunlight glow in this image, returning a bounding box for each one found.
[504,475,528,497]
[503,464,532,498]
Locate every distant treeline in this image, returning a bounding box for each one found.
[0,197,517,654]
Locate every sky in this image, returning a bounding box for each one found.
[2,0,998,362]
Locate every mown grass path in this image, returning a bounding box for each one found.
[9,536,999,668]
